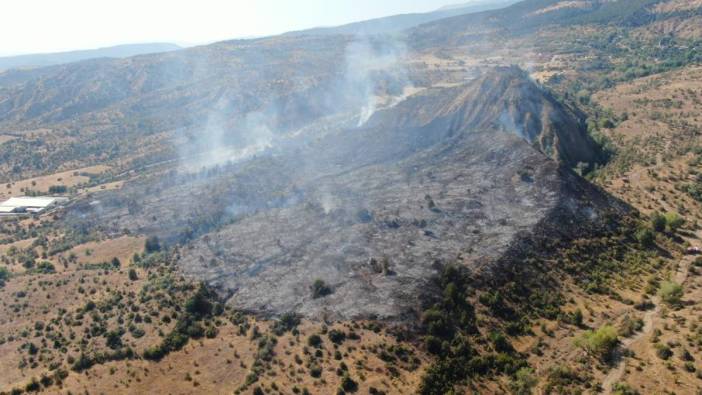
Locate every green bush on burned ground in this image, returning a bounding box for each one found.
[311,279,332,298]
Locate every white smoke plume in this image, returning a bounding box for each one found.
[342,35,414,127]
[173,32,415,175]
[176,96,278,173]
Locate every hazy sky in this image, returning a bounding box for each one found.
[0,0,460,56]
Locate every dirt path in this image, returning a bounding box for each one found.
[601,295,660,394]
[601,242,696,393]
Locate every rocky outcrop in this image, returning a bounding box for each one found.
[365,66,604,168]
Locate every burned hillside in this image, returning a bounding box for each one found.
[60,66,626,321]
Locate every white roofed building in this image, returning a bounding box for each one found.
[0,196,68,215]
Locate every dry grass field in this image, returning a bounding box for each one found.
[0,165,111,200]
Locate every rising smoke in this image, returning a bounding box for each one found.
[341,35,413,126]
[174,32,415,173]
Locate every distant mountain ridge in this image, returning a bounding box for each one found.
[287,0,517,36]
[0,43,181,71]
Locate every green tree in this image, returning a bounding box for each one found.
[340,373,358,392]
[307,334,322,348]
[128,268,138,281]
[105,330,123,350]
[658,281,683,306]
[0,266,10,286]
[575,324,618,361]
[510,367,537,395]
[144,236,161,254]
[635,227,655,247]
[111,257,121,268]
[664,212,684,234]
[650,211,666,232]
[185,284,213,317]
[48,185,67,194]
[311,279,332,298]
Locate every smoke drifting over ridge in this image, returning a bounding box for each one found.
[177,101,277,172]
[173,33,415,172]
[342,35,413,126]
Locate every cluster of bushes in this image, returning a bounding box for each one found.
[510,367,538,395]
[418,265,528,395]
[46,229,93,256]
[632,212,683,250]
[682,180,702,202]
[7,368,70,395]
[143,283,221,361]
[422,266,477,352]
[241,334,278,389]
[619,315,644,337]
[611,382,640,395]
[34,261,56,274]
[71,347,135,372]
[271,312,300,336]
[658,281,683,307]
[574,324,619,362]
[0,266,9,287]
[543,366,591,394]
[557,216,658,293]
[131,237,167,269]
[420,349,528,395]
[48,185,67,194]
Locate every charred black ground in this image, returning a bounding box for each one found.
[62,67,625,321]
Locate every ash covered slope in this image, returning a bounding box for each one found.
[361,66,603,168]
[64,68,621,321]
[164,67,622,320]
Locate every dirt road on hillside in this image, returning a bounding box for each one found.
[601,240,696,394]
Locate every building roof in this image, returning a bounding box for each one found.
[0,196,60,208]
[0,196,68,215]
